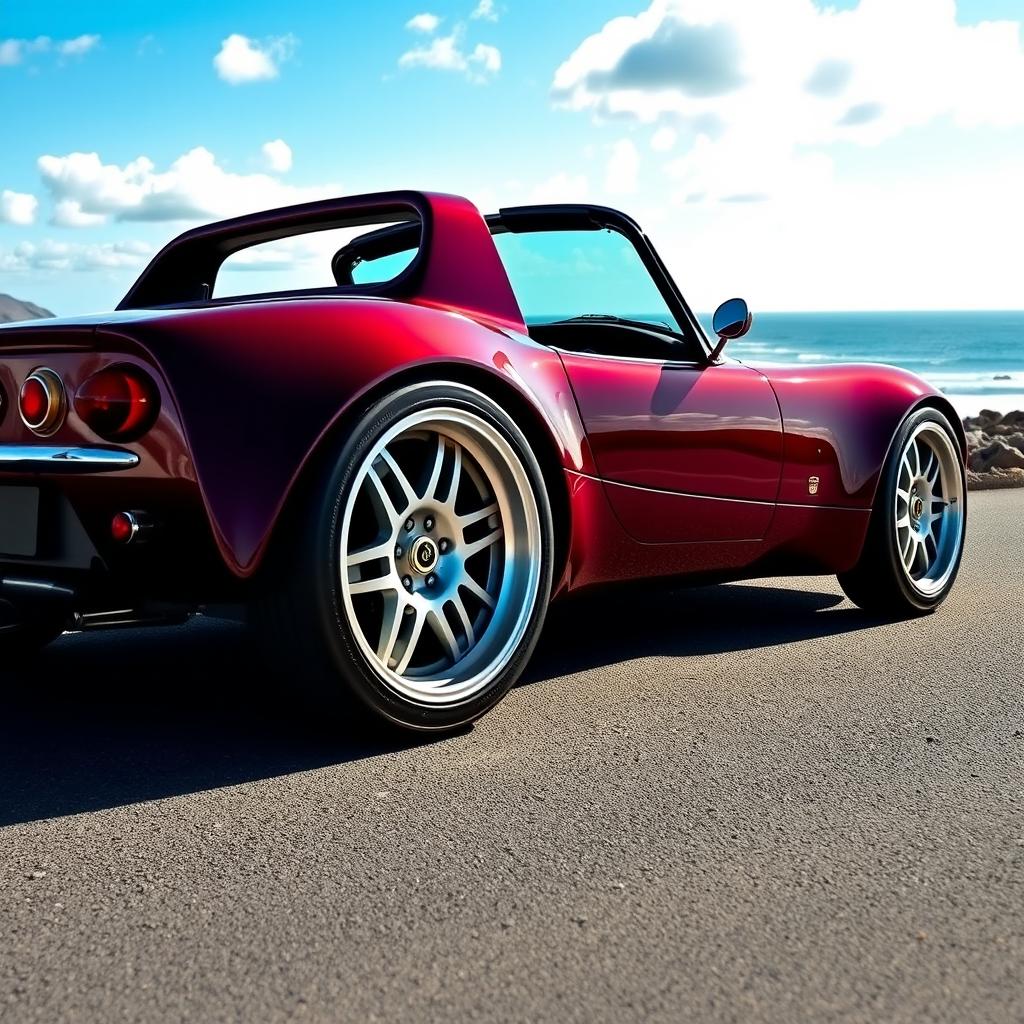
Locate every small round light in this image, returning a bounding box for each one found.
[111,512,138,544]
[19,368,66,435]
[75,365,160,441]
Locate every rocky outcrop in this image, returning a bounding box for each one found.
[963,410,1024,490]
[0,294,55,324]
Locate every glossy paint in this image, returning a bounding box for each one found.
[0,192,963,612]
[98,299,590,575]
[558,352,782,542]
[749,361,965,508]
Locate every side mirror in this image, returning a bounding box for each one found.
[710,297,752,360]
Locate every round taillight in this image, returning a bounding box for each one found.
[111,511,139,544]
[19,368,66,435]
[74,366,160,441]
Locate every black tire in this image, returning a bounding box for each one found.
[838,406,966,616]
[252,382,555,732]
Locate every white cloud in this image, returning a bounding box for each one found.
[400,34,465,72]
[406,13,441,33]
[527,172,589,205]
[399,30,501,82]
[0,34,98,66]
[471,43,501,74]
[1,190,38,225]
[650,125,677,151]
[37,146,339,225]
[213,33,296,84]
[58,34,100,57]
[605,139,640,194]
[51,198,106,227]
[553,0,1024,202]
[0,240,152,273]
[471,0,499,21]
[261,139,293,173]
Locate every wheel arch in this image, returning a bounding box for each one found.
[868,394,968,508]
[260,361,573,591]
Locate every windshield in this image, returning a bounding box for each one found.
[491,227,681,333]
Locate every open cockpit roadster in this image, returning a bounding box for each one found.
[0,191,966,729]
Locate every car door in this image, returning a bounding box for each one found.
[559,351,783,543]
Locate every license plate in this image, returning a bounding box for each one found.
[0,486,39,557]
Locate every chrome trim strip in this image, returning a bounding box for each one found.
[0,445,139,471]
[570,470,868,513]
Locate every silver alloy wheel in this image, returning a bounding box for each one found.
[893,421,965,597]
[339,405,542,705]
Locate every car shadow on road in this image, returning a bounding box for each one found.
[0,583,881,828]
[523,581,876,682]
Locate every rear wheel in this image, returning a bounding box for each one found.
[838,407,966,615]
[255,382,554,731]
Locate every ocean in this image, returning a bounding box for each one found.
[698,310,1024,419]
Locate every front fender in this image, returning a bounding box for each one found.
[759,363,954,508]
[100,299,592,576]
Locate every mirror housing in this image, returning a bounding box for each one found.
[710,297,752,361]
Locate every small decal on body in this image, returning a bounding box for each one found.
[808,476,820,495]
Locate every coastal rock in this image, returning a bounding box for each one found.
[962,410,1024,489]
[969,438,1024,473]
[967,467,1024,490]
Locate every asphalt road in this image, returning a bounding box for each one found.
[1,489,1021,1024]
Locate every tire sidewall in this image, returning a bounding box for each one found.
[310,381,554,731]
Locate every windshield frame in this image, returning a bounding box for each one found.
[333,203,713,361]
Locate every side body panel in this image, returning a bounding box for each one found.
[108,299,592,577]
[557,353,783,543]
[753,362,958,508]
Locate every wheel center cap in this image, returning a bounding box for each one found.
[910,494,924,522]
[410,536,439,574]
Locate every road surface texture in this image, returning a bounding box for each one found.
[1,489,1021,1024]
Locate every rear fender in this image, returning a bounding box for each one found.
[103,300,592,577]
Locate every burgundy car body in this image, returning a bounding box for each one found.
[0,190,964,626]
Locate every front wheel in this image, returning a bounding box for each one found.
[838,407,966,615]
[255,382,554,732]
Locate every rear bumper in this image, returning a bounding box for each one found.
[0,445,139,472]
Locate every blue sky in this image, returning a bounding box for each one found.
[2,0,1023,315]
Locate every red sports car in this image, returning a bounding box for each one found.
[0,191,966,730]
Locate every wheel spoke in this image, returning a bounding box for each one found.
[379,449,418,512]
[348,574,396,596]
[422,435,447,500]
[441,444,462,507]
[377,593,404,664]
[896,487,910,505]
[895,513,910,529]
[909,439,921,477]
[346,540,395,595]
[460,574,496,610]
[462,526,504,560]
[923,448,940,488]
[900,531,916,571]
[365,464,396,518]
[346,540,393,570]
[459,502,499,530]
[448,593,476,649]
[426,606,460,664]
[394,605,426,675]
[923,531,937,568]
